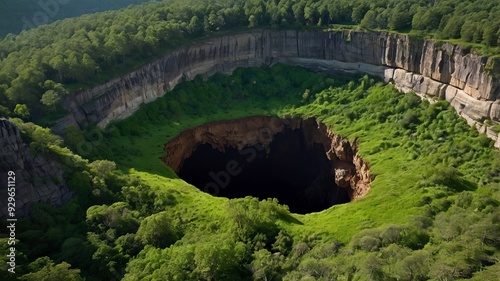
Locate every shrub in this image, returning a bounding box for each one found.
[399,109,420,129]
[136,211,182,248]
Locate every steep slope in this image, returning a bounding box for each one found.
[0,119,71,217]
[53,29,500,147]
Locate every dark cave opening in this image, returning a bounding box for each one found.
[177,127,351,214]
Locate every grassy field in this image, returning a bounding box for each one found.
[86,65,499,245]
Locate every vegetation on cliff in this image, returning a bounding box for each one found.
[0,0,498,122]
[1,0,499,279]
[3,65,499,280]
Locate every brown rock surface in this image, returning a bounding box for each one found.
[162,116,373,201]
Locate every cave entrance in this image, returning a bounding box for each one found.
[163,117,371,214]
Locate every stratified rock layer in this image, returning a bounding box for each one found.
[162,116,373,201]
[53,29,500,147]
[0,119,71,217]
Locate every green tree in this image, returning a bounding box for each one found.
[86,201,139,236]
[413,8,442,31]
[48,55,67,82]
[205,12,224,31]
[389,4,413,30]
[461,21,481,42]
[292,2,306,25]
[248,15,258,27]
[298,258,333,280]
[33,126,63,146]
[352,4,369,24]
[272,230,294,255]
[122,246,168,281]
[358,253,385,280]
[105,29,129,63]
[20,257,84,281]
[441,16,465,39]
[483,22,499,47]
[225,197,283,242]
[193,239,245,281]
[81,53,97,80]
[360,10,378,29]
[89,160,117,177]
[136,211,181,248]
[304,6,319,25]
[187,16,203,36]
[251,249,283,280]
[14,104,30,119]
[63,125,86,152]
[395,250,430,280]
[40,90,61,110]
[58,238,95,272]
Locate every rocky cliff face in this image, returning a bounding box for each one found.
[0,119,71,217]
[162,116,372,201]
[53,29,500,147]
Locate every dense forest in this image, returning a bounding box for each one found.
[1,0,500,280]
[0,0,499,122]
[2,65,500,280]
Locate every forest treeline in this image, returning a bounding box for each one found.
[0,0,498,122]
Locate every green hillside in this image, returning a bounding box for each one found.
[2,65,499,280]
[0,0,499,280]
[0,0,498,122]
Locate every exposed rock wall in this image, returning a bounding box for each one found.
[53,29,500,147]
[287,118,372,200]
[163,116,285,172]
[162,116,372,201]
[0,119,71,218]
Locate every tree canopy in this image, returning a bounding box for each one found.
[0,0,498,121]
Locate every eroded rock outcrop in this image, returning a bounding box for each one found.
[0,119,71,218]
[162,116,373,202]
[53,29,500,147]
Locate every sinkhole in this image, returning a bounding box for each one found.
[162,116,372,214]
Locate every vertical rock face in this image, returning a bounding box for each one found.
[53,29,500,146]
[162,116,373,204]
[0,119,71,218]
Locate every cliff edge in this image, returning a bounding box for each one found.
[0,119,71,217]
[52,29,500,147]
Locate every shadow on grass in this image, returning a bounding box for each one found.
[277,210,304,225]
[426,165,477,193]
[448,177,477,193]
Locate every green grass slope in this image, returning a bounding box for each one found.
[80,65,499,280]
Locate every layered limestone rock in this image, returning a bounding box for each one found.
[162,116,373,201]
[53,29,500,147]
[0,119,71,217]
